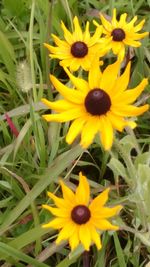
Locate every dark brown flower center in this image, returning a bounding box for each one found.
[71,205,91,225]
[111,28,125,41]
[85,88,111,115]
[71,41,88,58]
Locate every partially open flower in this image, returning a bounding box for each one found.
[42,172,122,251]
[44,16,108,71]
[94,9,148,60]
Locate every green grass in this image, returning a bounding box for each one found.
[0,0,150,266]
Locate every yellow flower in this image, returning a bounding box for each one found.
[42,172,122,251]
[44,16,108,71]
[41,59,149,150]
[94,9,148,60]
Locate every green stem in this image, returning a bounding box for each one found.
[83,250,90,267]
[61,0,73,30]
[29,0,37,102]
[45,0,54,100]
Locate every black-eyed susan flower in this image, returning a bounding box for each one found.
[42,172,122,251]
[41,58,149,150]
[44,16,108,71]
[94,9,148,60]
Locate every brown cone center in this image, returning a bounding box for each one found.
[111,28,125,41]
[71,41,88,58]
[71,205,91,225]
[85,88,111,115]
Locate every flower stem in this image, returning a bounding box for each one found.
[83,250,90,267]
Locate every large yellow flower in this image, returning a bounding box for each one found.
[41,59,148,150]
[42,172,122,251]
[44,16,108,71]
[94,9,148,60]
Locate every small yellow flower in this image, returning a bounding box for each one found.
[42,172,122,251]
[44,16,108,71]
[41,59,148,150]
[94,9,148,60]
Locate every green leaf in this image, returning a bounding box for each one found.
[113,232,126,267]
[3,0,26,17]
[108,158,128,179]
[0,241,49,266]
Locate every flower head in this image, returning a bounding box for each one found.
[41,59,148,150]
[94,9,148,60]
[44,16,108,71]
[42,172,122,251]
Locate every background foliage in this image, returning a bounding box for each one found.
[0,0,150,266]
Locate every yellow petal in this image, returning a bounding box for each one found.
[80,116,100,148]
[107,112,126,132]
[79,224,91,251]
[88,25,103,47]
[83,21,90,43]
[59,58,75,68]
[117,43,125,61]
[114,78,148,104]
[123,38,141,47]
[49,53,71,59]
[59,180,76,203]
[51,34,70,49]
[93,19,99,28]
[125,120,137,129]
[44,43,70,57]
[100,13,112,32]
[42,217,69,229]
[80,56,91,71]
[73,16,83,41]
[90,224,102,250]
[126,16,138,29]
[69,58,81,71]
[75,172,90,205]
[42,205,70,218]
[92,219,119,230]
[134,19,145,32]
[41,98,76,112]
[119,13,127,27]
[47,191,68,209]
[42,108,83,122]
[66,117,86,144]
[112,61,131,95]
[100,59,121,92]
[64,67,89,94]
[91,205,122,219]
[89,188,110,211]
[61,21,74,44]
[50,74,84,104]
[56,221,76,244]
[69,226,80,251]
[100,116,114,150]
[112,8,117,27]
[127,32,148,40]
[111,42,122,54]
[44,43,58,53]
[88,57,102,89]
[112,104,149,117]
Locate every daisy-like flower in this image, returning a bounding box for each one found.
[44,16,108,71]
[41,58,149,150]
[42,172,122,251]
[94,9,148,60]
